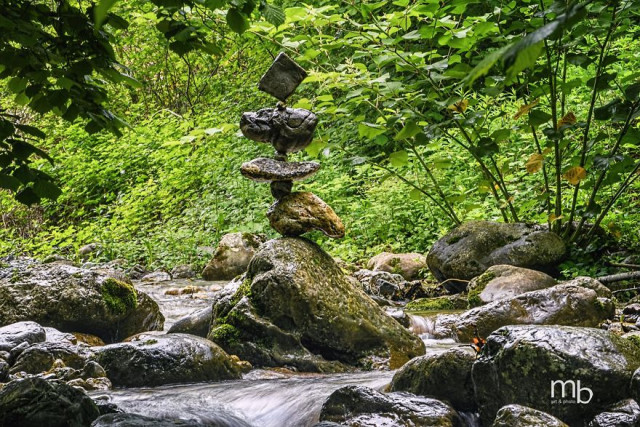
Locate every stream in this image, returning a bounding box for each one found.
[91,279,472,426]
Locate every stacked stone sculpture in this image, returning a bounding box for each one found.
[240,53,345,239]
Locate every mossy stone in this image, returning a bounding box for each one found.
[101,278,137,315]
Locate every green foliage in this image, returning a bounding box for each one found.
[101,278,138,315]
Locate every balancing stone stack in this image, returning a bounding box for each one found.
[239,53,345,239]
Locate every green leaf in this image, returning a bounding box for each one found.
[389,150,408,167]
[358,122,386,140]
[395,121,421,140]
[15,187,39,206]
[0,174,21,191]
[464,46,509,86]
[95,0,118,29]
[227,8,250,34]
[33,179,62,200]
[262,3,285,27]
[15,124,45,139]
[528,110,552,127]
[409,188,423,200]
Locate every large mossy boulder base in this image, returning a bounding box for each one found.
[207,237,425,371]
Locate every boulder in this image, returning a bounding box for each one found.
[588,399,640,427]
[427,221,566,292]
[318,385,463,426]
[473,325,640,425]
[452,283,613,341]
[240,157,320,182]
[208,238,425,371]
[140,271,171,282]
[390,348,476,411]
[92,333,243,387]
[170,264,196,279]
[240,107,317,154]
[168,306,212,338]
[492,404,568,427]
[405,295,468,312]
[9,342,92,374]
[467,265,556,307]
[352,269,405,300]
[44,327,77,344]
[563,276,612,298]
[367,252,427,281]
[267,192,345,238]
[0,377,100,426]
[0,322,46,352]
[201,232,265,281]
[0,262,163,343]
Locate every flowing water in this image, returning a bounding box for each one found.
[98,281,477,426]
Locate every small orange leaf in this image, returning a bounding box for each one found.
[448,99,469,113]
[526,153,544,173]
[513,99,539,120]
[563,166,587,185]
[557,112,577,128]
[549,213,564,223]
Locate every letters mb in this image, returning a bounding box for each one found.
[550,380,593,404]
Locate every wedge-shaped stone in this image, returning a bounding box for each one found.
[258,52,307,101]
[267,191,345,238]
[240,107,317,154]
[240,157,320,183]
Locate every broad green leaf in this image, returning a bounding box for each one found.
[389,150,408,167]
[33,179,62,200]
[395,121,421,140]
[0,174,21,191]
[358,122,386,140]
[226,8,249,34]
[464,46,508,86]
[528,110,552,127]
[262,3,285,27]
[95,0,118,29]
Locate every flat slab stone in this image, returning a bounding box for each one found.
[240,157,320,183]
[240,107,317,154]
[258,52,307,101]
[267,192,345,239]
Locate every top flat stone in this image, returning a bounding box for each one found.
[258,52,308,101]
[240,157,320,183]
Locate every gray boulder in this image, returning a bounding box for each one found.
[168,305,212,338]
[318,385,463,426]
[467,264,556,307]
[0,321,46,352]
[208,238,425,371]
[240,107,317,154]
[492,404,568,427]
[390,348,476,411]
[92,333,243,387]
[0,377,100,426]
[588,399,640,427]
[367,252,427,281]
[473,325,640,425]
[0,262,163,343]
[9,342,93,374]
[427,221,566,292]
[201,232,265,281]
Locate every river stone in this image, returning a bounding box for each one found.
[563,276,612,298]
[267,192,345,238]
[208,238,425,371]
[492,404,568,427]
[318,385,463,426]
[170,264,196,279]
[451,283,613,342]
[0,321,46,352]
[9,342,93,374]
[92,333,243,387]
[367,252,427,281]
[427,221,566,293]
[0,377,100,426]
[472,325,640,425]
[240,157,320,182]
[588,399,640,427]
[0,262,163,343]
[240,107,318,154]
[168,305,212,338]
[390,347,476,411]
[270,180,293,199]
[201,232,265,281]
[467,265,556,307]
[258,52,307,101]
[44,327,77,344]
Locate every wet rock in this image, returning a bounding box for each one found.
[258,52,307,101]
[0,377,100,426]
[427,221,566,292]
[73,333,106,347]
[391,347,476,411]
[405,295,468,312]
[270,180,293,199]
[267,192,345,238]
[91,413,206,426]
[0,359,7,382]
[588,399,640,427]
[352,269,404,294]
[319,385,463,426]
[9,342,93,374]
[467,265,556,307]
[240,107,318,154]
[92,333,243,387]
[0,321,46,352]
[126,264,147,280]
[78,243,100,259]
[452,283,613,341]
[0,261,164,343]
[44,327,77,344]
[168,305,212,338]
[473,325,640,425]
[367,252,427,281]
[140,271,171,282]
[208,238,425,371]
[170,264,196,279]
[492,404,568,427]
[240,157,320,182]
[202,232,265,281]
[563,276,612,298]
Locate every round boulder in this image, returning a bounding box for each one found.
[427,221,566,292]
[0,321,46,352]
[367,252,427,281]
[266,192,345,238]
[467,265,556,307]
[201,232,265,281]
[492,404,568,427]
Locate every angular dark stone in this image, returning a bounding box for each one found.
[240,107,317,154]
[240,157,320,182]
[270,180,293,199]
[258,52,307,101]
